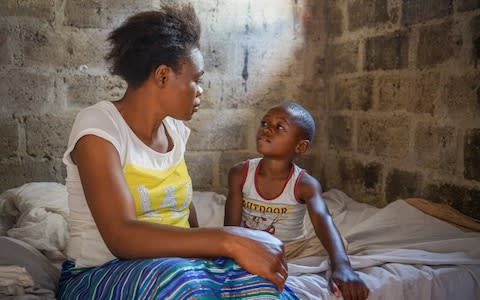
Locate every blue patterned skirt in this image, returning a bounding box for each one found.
[57,257,298,299]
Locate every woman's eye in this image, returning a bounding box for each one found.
[277,124,285,130]
[260,121,267,127]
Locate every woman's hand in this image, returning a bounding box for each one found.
[223,227,288,292]
[329,266,369,300]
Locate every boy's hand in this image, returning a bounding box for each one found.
[329,267,369,300]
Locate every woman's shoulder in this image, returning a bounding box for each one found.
[72,101,123,132]
[64,101,125,165]
[68,101,124,147]
[164,117,190,141]
[76,101,117,121]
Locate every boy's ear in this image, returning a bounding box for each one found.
[153,64,171,87]
[295,139,310,154]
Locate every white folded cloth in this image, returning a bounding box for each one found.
[0,265,34,296]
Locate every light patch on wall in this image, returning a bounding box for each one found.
[196,0,307,105]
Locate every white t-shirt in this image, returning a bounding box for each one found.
[63,101,193,267]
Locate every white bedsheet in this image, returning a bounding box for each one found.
[286,190,480,299]
[288,264,480,300]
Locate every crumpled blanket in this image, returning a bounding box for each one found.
[0,182,69,257]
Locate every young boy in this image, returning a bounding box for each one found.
[224,101,369,300]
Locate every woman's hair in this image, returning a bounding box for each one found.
[106,4,201,87]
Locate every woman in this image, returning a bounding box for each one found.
[57,3,296,299]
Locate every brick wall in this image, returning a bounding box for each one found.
[0,0,321,194]
[320,0,480,218]
[0,0,478,219]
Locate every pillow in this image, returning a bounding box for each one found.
[192,191,226,227]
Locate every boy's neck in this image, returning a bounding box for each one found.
[259,158,294,179]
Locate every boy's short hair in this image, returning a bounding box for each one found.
[106,4,201,87]
[278,101,315,142]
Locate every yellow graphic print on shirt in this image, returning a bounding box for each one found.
[123,160,192,228]
[242,198,292,235]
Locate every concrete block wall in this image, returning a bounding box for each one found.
[320,0,480,218]
[0,1,323,195]
[1,0,478,219]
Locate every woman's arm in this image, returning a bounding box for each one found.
[72,135,287,290]
[298,173,369,300]
[224,162,245,226]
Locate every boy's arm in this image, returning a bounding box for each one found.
[224,162,245,226]
[298,173,369,300]
[298,173,350,270]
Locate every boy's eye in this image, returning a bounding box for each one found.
[260,121,267,127]
[277,124,285,130]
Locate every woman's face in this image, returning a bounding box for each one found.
[165,48,204,121]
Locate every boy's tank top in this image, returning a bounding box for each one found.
[241,158,307,242]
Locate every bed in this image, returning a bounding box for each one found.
[1,182,479,299]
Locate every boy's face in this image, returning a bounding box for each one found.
[256,106,306,158]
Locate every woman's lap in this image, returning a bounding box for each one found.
[57,257,298,300]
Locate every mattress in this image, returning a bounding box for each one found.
[1,183,479,299]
